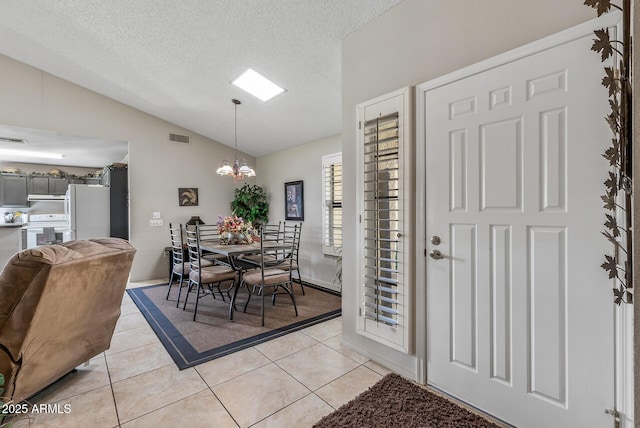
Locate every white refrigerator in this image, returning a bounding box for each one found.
[64,184,110,240]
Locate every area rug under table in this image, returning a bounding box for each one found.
[127,282,341,369]
[314,373,502,428]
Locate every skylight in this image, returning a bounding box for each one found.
[231,68,286,102]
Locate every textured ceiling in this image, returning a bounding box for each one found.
[0,0,403,159]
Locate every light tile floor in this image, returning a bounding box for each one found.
[12,280,390,428]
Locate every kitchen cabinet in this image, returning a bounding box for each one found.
[29,176,49,194]
[68,177,86,185]
[0,173,28,207]
[50,177,69,194]
[28,175,69,195]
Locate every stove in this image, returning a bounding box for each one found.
[25,213,71,249]
[27,213,69,226]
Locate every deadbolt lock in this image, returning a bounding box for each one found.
[431,236,441,245]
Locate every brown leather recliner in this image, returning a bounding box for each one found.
[0,238,136,402]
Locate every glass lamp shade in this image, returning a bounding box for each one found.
[216,161,233,175]
[238,163,255,176]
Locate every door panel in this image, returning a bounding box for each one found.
[424,29,613,427]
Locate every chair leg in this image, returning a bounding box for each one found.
[183,279,195,310]
[176,273,185,308]
[216,282,226,301]
[208,283,218,300]
[193,282,204,321]
[281,282,298,316]
[243,284,254,312]
[228,279,237,311]
[167,272,177,300]
[230,279,243,321]
[296,268,305,295]
[223,278,236,301]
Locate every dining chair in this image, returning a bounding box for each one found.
[283,222,304,295]
[172,224,216,307]
[184,227,237,321]
[241,225,298,326]
[167,223,189,306]
[261,222,282,242]
[196,223,228,263]
[241,222,281,264]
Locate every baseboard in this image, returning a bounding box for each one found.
[294,277,342,294]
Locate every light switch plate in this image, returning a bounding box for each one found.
[152,212,161,219]
[149,219,163,227]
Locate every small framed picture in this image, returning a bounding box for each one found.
[178,188,199,206]
[284,180,304,221]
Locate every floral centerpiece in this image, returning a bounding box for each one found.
[216,215,256,244]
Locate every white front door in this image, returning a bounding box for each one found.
[423,20,616,428]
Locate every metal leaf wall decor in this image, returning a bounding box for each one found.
[585,0,633,304]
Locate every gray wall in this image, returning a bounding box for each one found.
[0,53,256,280]
[341,0,595,377]
[256,134,341,291]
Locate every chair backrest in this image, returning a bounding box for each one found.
[261,222,282,242]
[185,226,203,274]
[197,224,220,242]
[283,222,302,262]
[259,224,296,270]
[169,223,186,266]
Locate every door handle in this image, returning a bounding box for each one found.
[429,250,445,260]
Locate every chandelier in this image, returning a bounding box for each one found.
[216,98,256,181]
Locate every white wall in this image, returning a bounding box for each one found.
[0,53,256,280]
[257,134,341,291]
[341,0,595,379]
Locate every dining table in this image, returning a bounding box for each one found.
[199,239,291,320]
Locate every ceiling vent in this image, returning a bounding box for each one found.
[169,133,190,144]
[0,137,27,144]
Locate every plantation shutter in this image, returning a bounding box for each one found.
[322,153,343,255]
[363,113,400,326]
[356,87,411,353]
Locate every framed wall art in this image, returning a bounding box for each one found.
[284,180,304,221]
[179,188,199,206]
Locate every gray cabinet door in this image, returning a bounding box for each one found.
[28,175,69,194]
[68,177,85,185]
[29,176,49,194]
[1,174,28,207]
[50,177,69,195]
